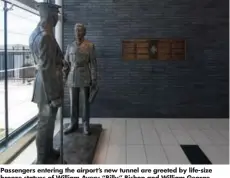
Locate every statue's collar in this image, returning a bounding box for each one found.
[76,39,85,46]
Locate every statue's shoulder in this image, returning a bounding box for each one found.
[66,41,75,50]
[84,40,95,48]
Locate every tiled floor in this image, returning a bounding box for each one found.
[11,118,229,164]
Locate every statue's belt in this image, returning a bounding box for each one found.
[71,65,86,69]
[35,65,63,71]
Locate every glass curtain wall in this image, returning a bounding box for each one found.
[0,0,39,144]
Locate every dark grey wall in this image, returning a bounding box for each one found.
[63,0,229,118]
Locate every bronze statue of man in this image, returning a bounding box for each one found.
[29,2,64,164]
[63,23,97,136]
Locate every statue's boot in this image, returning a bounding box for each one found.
[64,87,79,135]
[48,135,60,159]
[35,104,59,164]
[64,118,78,135]
[82,86,91,136]
[35,134,50,164]
[50,148,60,159]
[83,121,91,135]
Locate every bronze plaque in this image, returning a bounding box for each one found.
[137,54,149,59]
[156,39,171,60]
[123,47,136,53]
[136,47,149,54]
[171,40,186,60]
[136,42,149,48]
[122,39,186,60]
[123,54,136,60]
[122,41,136,60]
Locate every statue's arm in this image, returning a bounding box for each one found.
[89,44,97,83]
[39,35,62,102]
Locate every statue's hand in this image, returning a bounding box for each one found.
[63,76,67,84]
[50,98,62,108]
[91,79,97,87]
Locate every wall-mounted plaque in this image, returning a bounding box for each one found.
[122,40,136,60]
[171,40,186,60]
[122,39,186,60]
[136,40,150,59]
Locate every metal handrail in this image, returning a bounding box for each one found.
[1,0,39,16]
[0,65,36,73]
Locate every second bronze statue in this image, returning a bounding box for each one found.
[63,23,97,136]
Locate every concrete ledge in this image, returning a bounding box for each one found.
[0,128,36,164]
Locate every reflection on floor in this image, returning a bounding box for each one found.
[11,118,229,164]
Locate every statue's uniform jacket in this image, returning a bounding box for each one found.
[29,26,64,104]
[65,40,97,87]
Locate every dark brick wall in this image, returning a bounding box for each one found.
[62,0,229,118]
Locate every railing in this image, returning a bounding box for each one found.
[0,48,36,82]
[0,66,36,83]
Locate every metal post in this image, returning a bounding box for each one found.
[3,0,9,139]
[22,46,25,84]
[60,102,64,164]
[55,0,64,164]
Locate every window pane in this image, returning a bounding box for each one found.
[5,4,39,135]
[0,1,5,141]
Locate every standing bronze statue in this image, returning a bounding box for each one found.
[29,2,64,164]
[63,23,97,136]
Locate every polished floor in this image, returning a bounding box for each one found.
[11,118,229,164]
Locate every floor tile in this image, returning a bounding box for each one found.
[193,120,213,130]
[127,145,147,164]
[217,130,229,140]
[180,120,200,130]
[199,145,229,164]
[163,145,190,164]
[140,120,161,145]
[109,119,126,145]
[139,119,154,126]
[171,130,196,145]
[210,119,229,130]
[157,130,179,145]
[126,120,143,145]
[142,128,161,145]
[202,129,228,145]
[100,119,113,130]
[187,130,212,145]
[167,120,185,130]
[153,120,171,132]
[145,145,168,164]
[90,118,101,124]
[105,145,126,164]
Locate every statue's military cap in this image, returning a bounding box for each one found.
[36,2,61,17]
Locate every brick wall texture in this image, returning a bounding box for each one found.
[62,0,229,118]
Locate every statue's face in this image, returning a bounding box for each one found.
[51,13,58,27]
[76,26,85,39]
